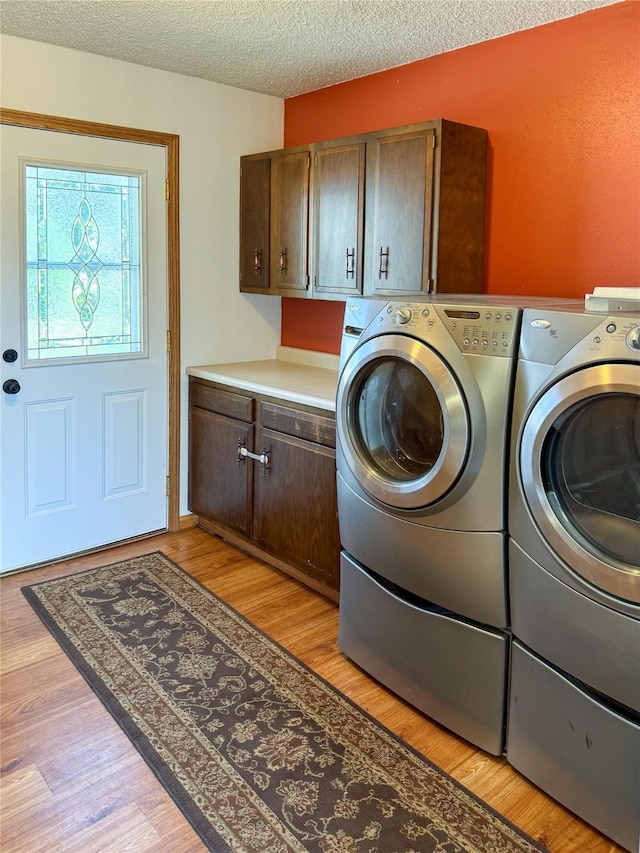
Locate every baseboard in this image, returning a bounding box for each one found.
[195,516,339,604]
[179,514,199,530]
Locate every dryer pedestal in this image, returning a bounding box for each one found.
[507,641,640,853]
[339,551,509,755]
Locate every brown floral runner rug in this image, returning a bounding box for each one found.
[22,552,546,853]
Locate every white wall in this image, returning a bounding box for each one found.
[0,35,284,515]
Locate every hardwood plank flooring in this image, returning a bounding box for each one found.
[0,527,624,852]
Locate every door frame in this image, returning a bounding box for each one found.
[0,108,181,533]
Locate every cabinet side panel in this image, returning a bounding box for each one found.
[433,122,487,294]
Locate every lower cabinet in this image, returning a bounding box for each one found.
[188,377,340,600]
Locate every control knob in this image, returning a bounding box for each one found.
[626,326,640,351]
[396,308,412,325]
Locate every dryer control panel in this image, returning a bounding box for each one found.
[378,302,522,357]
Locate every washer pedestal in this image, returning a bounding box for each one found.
[339,551,509,755]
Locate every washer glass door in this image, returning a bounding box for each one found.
[521,363,640,602]
[354,358,444,480]
[337,334,469,509]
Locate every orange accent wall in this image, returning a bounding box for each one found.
[280,1,639,354]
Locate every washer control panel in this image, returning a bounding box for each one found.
[381,302,522,357]
[590,321,640,352]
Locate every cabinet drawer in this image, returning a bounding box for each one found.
[190,379,254,421]
[260,401,336,447]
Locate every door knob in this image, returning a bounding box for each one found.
[3,379,20,395]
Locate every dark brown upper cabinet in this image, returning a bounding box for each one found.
[239,119,487,301]
[311,138,366,300]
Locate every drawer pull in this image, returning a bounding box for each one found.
[237,441,270,475]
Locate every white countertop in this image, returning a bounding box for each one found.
[187,346,340,411]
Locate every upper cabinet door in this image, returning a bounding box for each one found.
[239,120,487,301]
[364,120,487,297]
[312,139,366,300]
[364,126,436,297]
[239,153,272,294]
[271,147,311,297]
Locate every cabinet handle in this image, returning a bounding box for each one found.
[378,246,389,279]
[279,248,287,274]
[346,248,355,279]
[253,247,262,274]
[237,440,271,476]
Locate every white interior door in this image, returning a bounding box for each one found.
[0,126,168,572]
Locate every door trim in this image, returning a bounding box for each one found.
[0,107,181,532]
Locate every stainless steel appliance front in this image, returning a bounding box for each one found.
[507,305,640,852]
[337,296,523,755]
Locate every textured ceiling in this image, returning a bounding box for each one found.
[0,0,621,98]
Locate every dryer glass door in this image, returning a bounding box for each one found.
[520,363,640,602]
[543,394,639,567]
[337,334,469,509]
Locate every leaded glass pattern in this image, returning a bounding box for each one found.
[24,164,144,362]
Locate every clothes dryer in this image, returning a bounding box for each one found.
[336,296,523,754]
[507,305,640,852]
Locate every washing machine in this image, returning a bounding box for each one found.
[506,305,640,852]
[336,296,523,755]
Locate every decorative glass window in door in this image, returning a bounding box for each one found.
[24,163,145,363]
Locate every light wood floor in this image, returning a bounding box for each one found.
[1,527,623,852]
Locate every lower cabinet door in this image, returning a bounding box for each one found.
[253,427,340,588]
[188,407,253,535]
